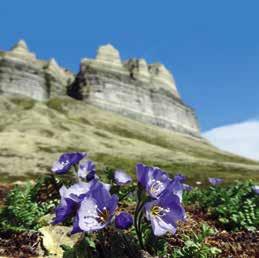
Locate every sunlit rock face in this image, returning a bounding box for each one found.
[0,40,74,101]
[0,40,199,136]
[68,44,200,137]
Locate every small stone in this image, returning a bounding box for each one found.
[39,225,80,258]
[139,250,159,258]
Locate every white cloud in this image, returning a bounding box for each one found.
[203,119,259,161]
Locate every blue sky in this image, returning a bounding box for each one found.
[1,0,259,133]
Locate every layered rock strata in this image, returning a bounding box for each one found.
[0,40,200,136]
[68,44,200,136]
[0,40,74,101]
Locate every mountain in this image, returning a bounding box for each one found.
[0,40,199,138]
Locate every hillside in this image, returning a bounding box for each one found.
[0,95,258,183]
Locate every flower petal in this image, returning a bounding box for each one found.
[145,193,185,236]
[208,178,223,186]
[65,181,96,201]
[107,194,119,215]
[150,216,176,236]
[76,182,118,232]
[137,164,171,199]
[252,185,259,194]
[161,194,185,226]
[136,163,148,187]
[114,170,132,185]
[71,214,83,234]
[53,198,77,224]
[78,197,104,232]
[173,174,186,183]
[78,160,96,181]
[183,184,192,191]
[165,177,184,202]
[52,152,86,174]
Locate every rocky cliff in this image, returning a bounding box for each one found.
[0,40,199,136]
[0,40,74,101]
[68,45,200,137]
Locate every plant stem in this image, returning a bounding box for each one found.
[134,200,145,250]
[50,173,60,194]
[137,208,144,233]
[72,164,80,182]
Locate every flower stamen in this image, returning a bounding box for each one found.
[151,205,170,217]
[150,180,165,197]
[96,207,110,225]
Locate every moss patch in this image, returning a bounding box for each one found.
[9,97,35,110]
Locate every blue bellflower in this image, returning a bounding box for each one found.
[115,212,133,229]
[136,163,170,199]
[78,160,96,181]
[72,182,118,233]
[166,174,192,202]
[252,185,259,194]
[145,193,185,236]
[173,174,186,183]
[208,178,223,186]
[183,184,193,191]
[53,181,96,224]
[52,152,86,174]
[166,177,184,202]
[53,196,78,225]
[114,170,132,185]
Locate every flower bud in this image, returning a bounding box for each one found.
[115,212,133,229]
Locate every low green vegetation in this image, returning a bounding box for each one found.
[184,180,259,231]
[9,96,35,110]
[0,171,258,257]
[0,177,57,233]
[172,224,221,258]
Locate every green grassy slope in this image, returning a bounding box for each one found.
[0,95,258,183]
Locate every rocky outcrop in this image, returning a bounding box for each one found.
[68,44,200,136]
[0,40,199,136]
[0,40,74,101]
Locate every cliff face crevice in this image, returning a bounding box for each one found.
[0,40,200,137]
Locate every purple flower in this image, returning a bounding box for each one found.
[183,184,193,191]
[136,163,171,199]
[174,174,186,183]
[53,181,96,224]
[102,182,111,192]
[208,178,224,186]
[52,152,86,174]
[115,212,133,229]
[145,193,185,236]
[164,176,192,202]
[78,160,96,181]
[167,182,183,201]
[53,197,78,224]
[252,185,259,194]
[114,170,132,185]
[72,182,118,233]
[165,175,186,202]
